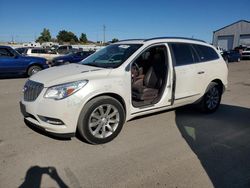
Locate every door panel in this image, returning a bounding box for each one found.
[0,48,27,74]
[0,57,27,74]
[174,64,200,100]
[169,43,202,104]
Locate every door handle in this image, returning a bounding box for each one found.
[198,71,205,74]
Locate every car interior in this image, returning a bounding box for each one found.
[131,45,168,107]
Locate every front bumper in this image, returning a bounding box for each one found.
[23,115,75,138]
[19,87,90,135]
[20,101,76,137]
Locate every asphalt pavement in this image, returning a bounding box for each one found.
[0,61,250,188]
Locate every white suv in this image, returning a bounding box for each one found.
[20,37,228,144]
[26,48,59,61]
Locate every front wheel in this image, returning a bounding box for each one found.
[199,83,222,113]
[27,65,42,76]
[77,96,125,144]
[63,61,70,65]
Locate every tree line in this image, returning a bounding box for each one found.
[36,28,88,44]
[36,28,119,44]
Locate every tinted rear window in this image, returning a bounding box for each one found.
[31,49,39,53]
[31,49,47,53]
[170,43,198,66]
[193,44,219,62]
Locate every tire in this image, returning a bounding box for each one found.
[77,96,125,144]
[237,58,241,62]
[198,83,222,113]
[63,61,70,65]
[27,65,42,76]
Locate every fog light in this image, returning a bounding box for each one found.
[38,115,64,125]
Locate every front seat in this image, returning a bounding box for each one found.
[132,50,166,101]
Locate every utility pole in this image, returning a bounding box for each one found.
[103,24,106,45]
[11,35,14,44]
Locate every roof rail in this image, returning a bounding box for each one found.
[116,39,145,42]
[144,37,206,43]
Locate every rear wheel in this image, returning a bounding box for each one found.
[199,83,222,113]
[27,65,42,76]
[77,96,125,144]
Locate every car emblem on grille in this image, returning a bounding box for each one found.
[22,86,28,93]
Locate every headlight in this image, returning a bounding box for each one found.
[44,80,88,100]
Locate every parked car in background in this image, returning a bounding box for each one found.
[222,50,241,62]
[51,51,94,66]
[50,45,59,52]
[0,46,49,76]
[57,45,74,54]
[26,48,60,61]
[241,47,250,59]
[20,37,228,144]
[234,45,247,52]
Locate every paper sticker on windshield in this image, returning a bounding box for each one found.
[119,45,130,49]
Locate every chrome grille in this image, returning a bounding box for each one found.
[23,80,44,101]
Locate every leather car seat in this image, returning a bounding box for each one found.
[132,50,165,101]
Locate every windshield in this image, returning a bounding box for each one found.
[11,48,21,56]
[81,44,142,68]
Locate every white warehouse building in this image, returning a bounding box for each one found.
[213,20,250,50]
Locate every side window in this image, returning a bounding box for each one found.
[170,43,198,66]
[40,49,47,54]
[193,44,219,62]
[31,49,38,53]
[0,48,14,57]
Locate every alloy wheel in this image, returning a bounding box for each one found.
[88,104,120,139]
[31,67,40,75]
[206,87,220,110]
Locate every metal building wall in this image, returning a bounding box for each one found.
[213,20,250,50]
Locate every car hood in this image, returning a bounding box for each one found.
[30,64,110,87]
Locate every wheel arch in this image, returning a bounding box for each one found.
[85,92,127,117]
[207,79,224,93]
[195,78,224,104]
